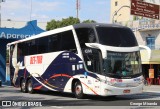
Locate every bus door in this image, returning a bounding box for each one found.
[82,48,102,93]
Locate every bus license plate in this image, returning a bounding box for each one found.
[123,89,130,93]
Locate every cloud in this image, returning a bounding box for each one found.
[32,14,49,19]
[32,1,63,12]
[1,0,63,22]
[1,0,111,23]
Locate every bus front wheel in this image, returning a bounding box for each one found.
[21,79,27,93]
[74,81,84,99]
[27,79,34,94]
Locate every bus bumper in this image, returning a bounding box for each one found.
[100,84,143,96]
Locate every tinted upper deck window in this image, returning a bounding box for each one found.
[75,28,96,48]
[96,27,138,47]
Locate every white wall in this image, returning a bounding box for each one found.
[1,20,47,30]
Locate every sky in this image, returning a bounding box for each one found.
[1,0,111,23]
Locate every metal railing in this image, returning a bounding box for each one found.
[117,19,160,29]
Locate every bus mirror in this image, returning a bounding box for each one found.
[85,43,106,59]
[139,45,151,60]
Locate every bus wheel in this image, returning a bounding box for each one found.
[74,81,84,99]
[27,79,34,94]
[21,79,27,93]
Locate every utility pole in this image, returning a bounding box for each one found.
[30,0,32,21]
[0,0,5,28]
[76,0,80,19]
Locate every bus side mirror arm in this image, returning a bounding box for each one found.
[139,45,151,60]
[85,43,107,59]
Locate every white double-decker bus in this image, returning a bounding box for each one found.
[7,23,143,99]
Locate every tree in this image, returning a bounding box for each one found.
[82,20,96,23]
[46,19,58,30]
[46,17,96,31]
[46,17,80,31]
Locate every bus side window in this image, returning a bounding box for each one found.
[48,34,61,52]
[88,29,96,43]
[18,43,28,56]
[83,48,101,73]
[38,37,48,54]
[60,30,77,53]
[28,39,38,55]
[17,46,22,59]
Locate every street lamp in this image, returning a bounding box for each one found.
[112,5,130,23]
[0,0,5,27]
[114,14,121,23]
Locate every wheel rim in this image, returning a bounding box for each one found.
[28,82,32,92]
[21,81,25,91]
[75,84,82,95]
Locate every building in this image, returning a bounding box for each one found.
[1,20,47,30]
[144,0,160,4]
[110,0,160,23]
[110,0,160,84]
[0,20,45,85]
[110,0,132,23]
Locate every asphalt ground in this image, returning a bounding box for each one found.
[0,85,160,109]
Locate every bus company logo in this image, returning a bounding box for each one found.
[85,49,92,54]
[2,101,11,107]
[30,55,43,64]
[110,79,123,82]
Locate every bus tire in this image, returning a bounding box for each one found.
[21,79,27,93]
[74,81,84,99]
[27,79,34,94]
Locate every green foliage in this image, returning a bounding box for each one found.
[46,17,80,31]
[46,17,96,31]
[82,20,96,23]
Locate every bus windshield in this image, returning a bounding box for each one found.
[103,51,142,78]
[96,27,138,47]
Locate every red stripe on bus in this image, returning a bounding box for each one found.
[81,82,99,96]
[61,74,73,78]
[34,85,43,90]
[33,73,98,95]
[50,74,61,78]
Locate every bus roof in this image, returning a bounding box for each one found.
[73,23,128,29]
[7,23,128,45]
[7,25,74,45]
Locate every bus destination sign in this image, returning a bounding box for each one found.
[130,0,160,20]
